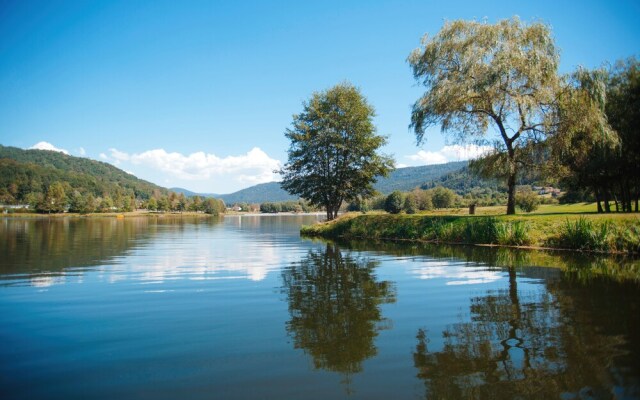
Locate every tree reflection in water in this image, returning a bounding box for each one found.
[413,264,638,399]
[281,243,396,383]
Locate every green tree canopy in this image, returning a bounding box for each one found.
[279,83,394,220]
[408,17,560,214]
[430,186,457,209]
[551,58,638,212]
[41,182,67,213]
[384,191,404,214]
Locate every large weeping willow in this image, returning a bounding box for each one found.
[408,17,561,215]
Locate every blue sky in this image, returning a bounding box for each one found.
[1,0,638,193]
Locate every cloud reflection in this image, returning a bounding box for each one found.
[410,261,502,285]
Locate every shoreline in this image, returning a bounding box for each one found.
[301,212,640,255]
[1,210,326,219]
[0,210,218,218]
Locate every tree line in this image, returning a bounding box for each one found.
[347,185,545,215]
[259,200,318,214]
[3,179,225,216]
[550,58,639,212]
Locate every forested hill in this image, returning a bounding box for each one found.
[174,161,471,204]
[0,145,170,204]
[171,183,297,204]
[374,161,467,193]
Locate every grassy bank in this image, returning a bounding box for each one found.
[302,204,640,254]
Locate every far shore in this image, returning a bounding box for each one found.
[1,210,326,219]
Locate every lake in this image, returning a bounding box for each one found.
[1,215,639,399]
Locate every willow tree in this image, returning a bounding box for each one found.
[549,67,617,212]
[408,17,560,214]
[280,83,394,220]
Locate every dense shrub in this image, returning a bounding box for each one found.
[554,218,611,251]
[385,191,404,214]
[430,186,457,209]
[495,221,531,245]
[411,189,433,211]
[347,198,369,212]
[515,188,540,212]
[403,194,418,214]
[260,202,282,213]
[368,195,387,211]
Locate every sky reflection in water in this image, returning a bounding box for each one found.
[0,216,638,399]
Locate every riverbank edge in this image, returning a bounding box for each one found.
[301,213,640,255]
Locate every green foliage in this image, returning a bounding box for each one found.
[495,221,531,246]
[552,58,640,212]
[0,145,226,214]
[222,182,298,204]
[347,197,370,213]
[385,191,404,214]
[147,197,158,211]
[410,188,433,211]
[260,202,282,213]
[409,17,562,214]
[0,145,169,203]
[279,83,394,220]
[515,188,541,213]
[403,194,418,214]
[204,198,225,215]
[374,161,466,194]
[558,188,594,204]
[259,200,318,214]
[40,182,67,213]
[554,218,611,252]
[430,186,457,209]
[302,213,640,254]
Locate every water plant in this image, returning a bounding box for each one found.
[495,221,531,246]
[554,217,611,252]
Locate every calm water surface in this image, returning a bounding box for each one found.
[1,215,639,399]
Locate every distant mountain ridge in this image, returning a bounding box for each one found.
[173,161,469,204]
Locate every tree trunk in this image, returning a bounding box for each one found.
[595,190,603,213]
[625,181,633,212]
[506,170,517,215]
[326,207,333,221]
[505,144,517,215]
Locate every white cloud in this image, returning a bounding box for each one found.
[30,141,69,155]
[407,150,448,165]
[103,147,282,192]
[109,148,130,162]
[78,147,86,156]
[406,144,492,165]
